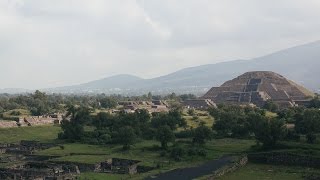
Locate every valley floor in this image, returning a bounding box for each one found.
[1,126,320,180]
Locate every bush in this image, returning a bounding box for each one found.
[197,149,207,157]
[187,148,197,156]
[192,116,199,120]
[170,146,186,161]
[175,130,194,139]
[285,130,300,142]
[187,109,195,116]
[307,133,316,144]
[160,151,167,157]
[10,110,21,116]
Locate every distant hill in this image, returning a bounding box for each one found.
[48,41,320,95]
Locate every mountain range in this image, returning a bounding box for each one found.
[3,41,320,95]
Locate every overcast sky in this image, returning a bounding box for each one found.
[1,0,320,89]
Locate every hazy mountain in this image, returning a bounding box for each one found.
[49,41,320,95]
[0,88,31,94]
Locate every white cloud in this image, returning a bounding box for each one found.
[0,0,320,89]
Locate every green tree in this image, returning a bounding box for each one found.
[59,106,91,141]
[116,126,136,150]
[295,109,320,143]
[93,112,114,130]
[263,100,279,112]
[254,117,286,148]
[100,97,117,109]
[156,125,175,149]
[193,125,212,145]
[309,95,320,108]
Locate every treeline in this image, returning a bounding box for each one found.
[210,104,320,148]
[0,91,196,116]
[59,106,188,149]
[59,106,212,160]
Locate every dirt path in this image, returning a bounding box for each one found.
[146,156,234,180]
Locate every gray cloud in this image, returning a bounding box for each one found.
[0,0,320,89]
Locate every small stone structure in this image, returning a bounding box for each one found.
[0,113,63,128]
[0,120,19,128]
[118,100,169,114]
[100,158,141,175]
[2,140,56,155]
[183,99,217,109]
[18,114,63,127]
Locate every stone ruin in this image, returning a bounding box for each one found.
[0,114,63,129]
[118,100,169,113]
[0,141,152,179]
[182,99,217,109]
[203,71,313,108]
[100,158,141,175]
[0,140,56,155]
[0,161,79,180]
[18,114,63,127]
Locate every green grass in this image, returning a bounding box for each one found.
[183,110,214,129]
[80,173,129,180]
[265,111,277,118]
[219,163,320,180]
[2,109,31,118]
[0,125,61,143]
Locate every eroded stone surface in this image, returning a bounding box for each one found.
[203,71,313,108]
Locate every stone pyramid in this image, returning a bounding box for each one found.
[203,71,313,108]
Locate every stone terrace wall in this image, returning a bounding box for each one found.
[204,155,248,180]
[0,121,18,128]
[248,152,320,168]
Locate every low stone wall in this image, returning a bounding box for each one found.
[0,121,18,128]
[52,161,100,172]
[205,155,248,180]
[248,152,320,168]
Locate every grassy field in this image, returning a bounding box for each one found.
[80,173,129,180]
[2,125,320,180]
[219,163,320,180]
[0,125,254,179]
[0,125,61,143]
[183,110,214,129]
[2,109,31,119]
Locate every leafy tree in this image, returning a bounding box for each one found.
[116,126,136,150]
[151,110,186,130]
[93,112,114,130]
[295,109,320,143]
[263,100,279,112]
[193,125,212,145]
[254,117,286,148]
[156,125,175,149]
[309,95,320,108]
[59,106,91,141]
[187,109,195,116]
[99,97,117,109]
[170,146,186,161]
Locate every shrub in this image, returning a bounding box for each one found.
[197,149,207,157]
[170,146,186,161]
[175,130,194,139]
[285,130,300,142]
[307,133,316,144]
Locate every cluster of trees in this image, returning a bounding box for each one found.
[59,105,214,162]
[59,106,187,149]
[0,91,197,117]
[210,104,320,148]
